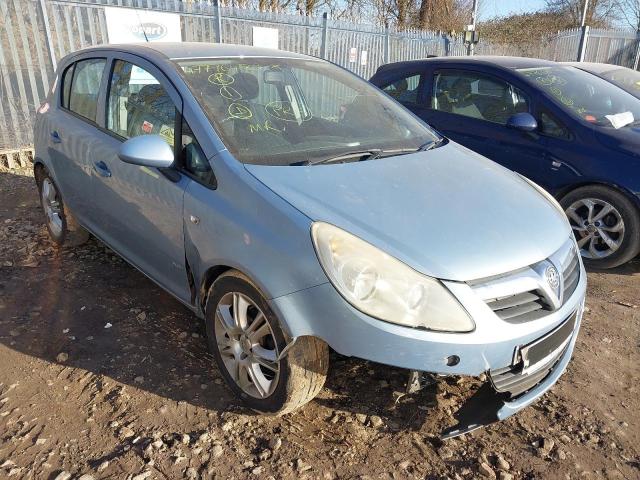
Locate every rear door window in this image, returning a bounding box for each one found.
[106,60,177,150]
[66,58,106,122]
[381,73,423,105]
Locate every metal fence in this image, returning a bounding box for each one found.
[2,0,640,151]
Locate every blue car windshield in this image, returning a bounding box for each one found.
[599,67,640,95]
[175,58,439,166]
[517,66,640,127]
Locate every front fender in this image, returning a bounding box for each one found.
[183,153,328,326]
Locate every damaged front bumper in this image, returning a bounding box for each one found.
[270,261,586,436]
[441,305,581,439]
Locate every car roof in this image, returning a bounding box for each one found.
[65,42,314,64]
[376,55,558,74]
[562,61,626,73]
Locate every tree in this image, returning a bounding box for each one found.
[616,0,640,30]
[545,0,619,27]
[417,0,474,31]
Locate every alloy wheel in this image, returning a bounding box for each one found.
[214,292,280,399]
[565,198,625,259]
[41,178,63,237]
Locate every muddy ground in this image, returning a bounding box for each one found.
[0,165,638,480]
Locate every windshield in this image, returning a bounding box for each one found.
[599,67,640,95]
[516,66,640,128]
[175,58,439,165]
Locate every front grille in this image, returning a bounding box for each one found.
[472,239,580,324]
[489,312,576,397]
[485,291,547,322]
[489,346,567,397]
[562,249,580,300]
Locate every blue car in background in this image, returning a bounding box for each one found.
[371,57,640,269]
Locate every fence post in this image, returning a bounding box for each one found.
[577,25,589,62]
[384,24,390,64]
[215,0,223,44]
[320,12,328,59]
[38,0,57,73]
[633,31,640,70]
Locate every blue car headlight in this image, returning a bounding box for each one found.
[311,222,474,332]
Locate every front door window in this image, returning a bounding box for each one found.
[432,70,528,124]
[106,60,176,150]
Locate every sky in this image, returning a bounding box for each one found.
[480,0,549,20]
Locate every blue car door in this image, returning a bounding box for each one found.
[420,68,549,185]
[86,54,192,303]
[532,102,588,195]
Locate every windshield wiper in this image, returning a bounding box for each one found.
[304,149,383,166]
[417,137,447,151]
[299,137,447,166]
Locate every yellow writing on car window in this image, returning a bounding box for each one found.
[265,101,297,122]
[220,86,243,101]
[228,102,253,120]
[208,72,235,86]
[248,120,283,134]
[159,124,175,145]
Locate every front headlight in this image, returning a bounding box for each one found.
[311,222,474,332]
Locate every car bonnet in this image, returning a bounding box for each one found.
[244,142,571,282]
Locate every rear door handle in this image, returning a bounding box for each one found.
[50,131,61,143]
[93,161,112,178]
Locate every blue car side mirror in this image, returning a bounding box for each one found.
[507,112,538,132]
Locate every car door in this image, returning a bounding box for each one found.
[46,57,108,222]
[532,104,583,194]
[422,68,549,185]
[88,54,192,303]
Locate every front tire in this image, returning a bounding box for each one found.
[35,167,89,247]
[205,271,329,415]
[561,185,640,269]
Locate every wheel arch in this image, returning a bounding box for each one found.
[556,181,640,212]
[33,158,47,185]
[199,264,234,313]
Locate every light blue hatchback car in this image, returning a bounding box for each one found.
[34,43,586,437]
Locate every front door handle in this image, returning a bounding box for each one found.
[93,161,112,178]
[50,131,61,143]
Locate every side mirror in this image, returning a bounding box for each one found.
[507,112,538,132]
[118,135,174,168]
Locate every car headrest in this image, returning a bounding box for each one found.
[392,78,408,93]
[450,77,472,98]
[232,72,260,100]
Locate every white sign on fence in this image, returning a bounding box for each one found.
[360,50,368,66]
[104,7,182,44]
[252,27,279,49]
[349,47,357,63]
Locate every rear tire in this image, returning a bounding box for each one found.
[205,270,329,415]
[35,166,89,247]
[560,185,640,269]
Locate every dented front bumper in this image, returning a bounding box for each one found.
[270,258,586,434]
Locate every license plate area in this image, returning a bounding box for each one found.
[518,312,577,371]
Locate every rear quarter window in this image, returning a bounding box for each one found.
[61,63,74,109]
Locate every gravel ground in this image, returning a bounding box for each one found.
[0,165,639,480]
